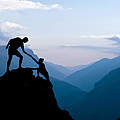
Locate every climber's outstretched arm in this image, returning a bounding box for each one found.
[21,45,38,64]
[30,55,39,64]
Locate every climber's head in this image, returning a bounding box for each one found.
[39,58,44,63]
[23,37,28,43]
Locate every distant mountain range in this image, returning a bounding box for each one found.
[67,64,89,74]
[71,68,120,120]
[64,57,120,91]
[48,63,89,76]
[51,77,86,110]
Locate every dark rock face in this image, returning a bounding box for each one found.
[0,68,73,120]
[71,68,120,120]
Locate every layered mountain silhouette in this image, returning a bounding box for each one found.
[51,77,86,110]
[46,62,72,76]
[65,57,120,91]
[67,64,89,74]
[70,68,120,120]
[47,63,89,76]
[0,68,73,120]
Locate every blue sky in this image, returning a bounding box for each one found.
[0,0,120,66]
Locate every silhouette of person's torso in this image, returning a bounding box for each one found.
[9,37,23,50]
[39,63,46,73]
[38,62,49,80]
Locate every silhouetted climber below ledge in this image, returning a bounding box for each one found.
[0,68,74,120]
[28,56,50,80]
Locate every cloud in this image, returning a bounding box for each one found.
[0,21,26,41]
[79,33,120,47]
[60,33,120,52]
[60,45,120,55]
[60,33,120,55]
[0,0,67,11]
[60,45,112,50]
[107,36,120,45]
[79,34,120,39]
[0,29,8,41]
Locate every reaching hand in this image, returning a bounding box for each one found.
[23,51,38,64]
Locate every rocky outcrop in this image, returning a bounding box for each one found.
[0,68,73,120]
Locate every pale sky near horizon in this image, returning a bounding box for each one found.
[0,0,120,66]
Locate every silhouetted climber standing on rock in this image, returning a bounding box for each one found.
[29,56,50,81]
[6,37,31,72]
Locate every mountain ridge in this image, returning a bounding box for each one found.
[64,56,120,91]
